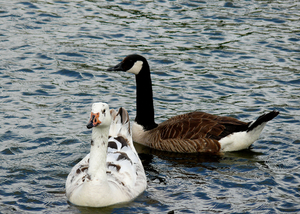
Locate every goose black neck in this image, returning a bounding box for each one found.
[134,63,158,131]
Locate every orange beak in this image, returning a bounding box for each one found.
[87,112,101,129]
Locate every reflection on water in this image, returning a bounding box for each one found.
[1,0,300,213]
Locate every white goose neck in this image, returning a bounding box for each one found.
[87,126,109,180]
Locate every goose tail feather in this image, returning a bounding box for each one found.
[247,110,279,132]
[219,110,279,151]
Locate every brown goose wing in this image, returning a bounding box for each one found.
[164,111,247,125]
[149,112,249,153]
[153,137,221,153]
[161,111,249,139]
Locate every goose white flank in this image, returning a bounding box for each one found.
[66,102,147,207]
[107,54,279,153]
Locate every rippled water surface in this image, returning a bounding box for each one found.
[1,0,300,213]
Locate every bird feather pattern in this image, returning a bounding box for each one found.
[137,111,248,153]
[66,106,146,207]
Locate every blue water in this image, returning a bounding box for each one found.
[1,0,300,213]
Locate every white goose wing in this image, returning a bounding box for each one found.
[65,153,90,199]
[106,108,146,196]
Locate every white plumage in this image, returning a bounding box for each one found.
[66,103,147,207]
[219,122,268,152]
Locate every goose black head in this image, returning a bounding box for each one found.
[107,54,148,75]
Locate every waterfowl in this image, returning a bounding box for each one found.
[107,54,279,153]
[66,102,147,207]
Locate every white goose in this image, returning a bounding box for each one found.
[107,54,279,153]
[66,102,147,207]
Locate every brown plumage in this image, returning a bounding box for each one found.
[138,111,249,153]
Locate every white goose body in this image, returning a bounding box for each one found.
[107,54,279,153]
[66,103,147,207]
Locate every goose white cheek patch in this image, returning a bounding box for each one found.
[127,60,143,75]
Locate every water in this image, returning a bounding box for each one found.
[1,0,300,213]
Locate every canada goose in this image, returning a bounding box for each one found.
[66,102,147,207]
[107,54,279,153]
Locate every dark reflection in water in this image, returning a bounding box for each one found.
[1,0,300,213]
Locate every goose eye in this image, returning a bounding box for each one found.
[102,109,106,114]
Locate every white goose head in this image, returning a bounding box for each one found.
[87,102,111,129]
[107,54,148,75]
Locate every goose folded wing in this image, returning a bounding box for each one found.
[149,115,249,153]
